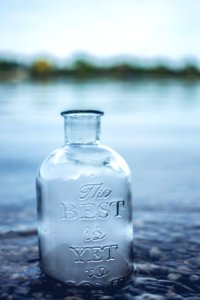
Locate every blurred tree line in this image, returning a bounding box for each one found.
[0,56,200,81]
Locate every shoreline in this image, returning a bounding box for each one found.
[1,57,200,82]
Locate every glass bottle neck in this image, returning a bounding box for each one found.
[63,113,102,145]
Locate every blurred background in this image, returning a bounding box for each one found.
[1,0,200,298]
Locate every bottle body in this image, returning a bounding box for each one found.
[36,111,133,287]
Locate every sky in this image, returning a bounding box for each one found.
[1,0,200,61]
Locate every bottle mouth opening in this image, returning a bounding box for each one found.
[61,110,104,117]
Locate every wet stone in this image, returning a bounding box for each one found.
[31,279,43,286]
[189,275,199,281]
[9,273,22,280]
[176,265,192,275]
[99,296,114,300]
[149,247,162,259]
[31,292,43,299]
[167,273,182,281]
[165,292,184,300]
[134,293,166,300]
[1,211,200,299]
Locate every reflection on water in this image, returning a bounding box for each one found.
[1,79,200,115]
[0,80,200,299]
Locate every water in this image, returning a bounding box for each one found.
[0,79,200,299]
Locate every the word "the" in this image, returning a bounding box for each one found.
[77,183,112,201]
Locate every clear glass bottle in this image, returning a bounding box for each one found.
[36,110,133,287]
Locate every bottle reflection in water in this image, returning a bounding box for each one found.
[36,110,133,287]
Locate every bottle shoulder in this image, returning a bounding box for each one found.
[38,143,131,180]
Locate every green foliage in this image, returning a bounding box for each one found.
[0,56,200,81]
[72,59,102,78]
[29,59,54,78]
[0,59,20,71]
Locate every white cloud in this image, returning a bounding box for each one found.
[0,0,200,59]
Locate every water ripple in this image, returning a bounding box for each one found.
[0,221,200,299]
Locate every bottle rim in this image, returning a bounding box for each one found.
[61,110,104,116]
